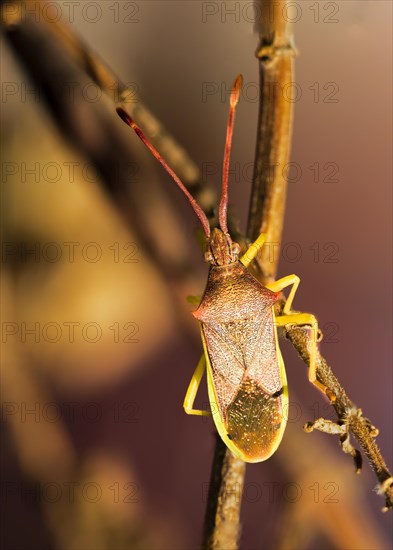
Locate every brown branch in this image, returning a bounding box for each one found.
[285,325,393,512]
[202,435,246,550]
[247,0,296,281]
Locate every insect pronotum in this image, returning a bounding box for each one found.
[117,75,330,463]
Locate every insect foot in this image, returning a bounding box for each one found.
[377,476,393,512]
[304,416,362,473]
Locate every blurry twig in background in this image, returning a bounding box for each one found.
[1,0,214,213]
[1,0,212,306]
[274,429,388,550]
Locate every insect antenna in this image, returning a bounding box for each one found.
[116,107,211,238]
[218,74,243,235]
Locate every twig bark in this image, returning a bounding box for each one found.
[247,0,296,281]
[286,325,393,512]
[202,435,246,550]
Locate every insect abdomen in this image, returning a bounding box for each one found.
[225,377,286,462]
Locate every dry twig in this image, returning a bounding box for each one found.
[286,325,393,512]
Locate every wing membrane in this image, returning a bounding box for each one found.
[202,307,282,423]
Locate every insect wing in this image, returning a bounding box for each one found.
[202,307,288,462]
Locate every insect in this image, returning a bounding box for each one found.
[117,75,330,463]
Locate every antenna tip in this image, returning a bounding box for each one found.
[116,107,137,130]
[230,74,243,107]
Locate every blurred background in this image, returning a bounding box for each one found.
[1,1,392,549]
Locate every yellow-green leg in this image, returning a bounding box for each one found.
[266,274,331,398]
[183,353,211,416]
[274,313,326,395]
[187,294,201,305]
[266,274,300,315]
[240,233,330,398]
[240,232,268,268]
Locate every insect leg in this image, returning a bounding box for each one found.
[186,294,201,305]
[267,276,329,394]
[183,353,211,416]
[267,275,331,395]
[274,312,332,399]
[265,274,300,314]
[240,232,268,268]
